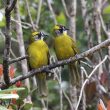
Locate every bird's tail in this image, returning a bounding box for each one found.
[68,61,80,86]
[36,73,48,98]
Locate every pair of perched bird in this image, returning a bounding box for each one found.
[27,24,80,98]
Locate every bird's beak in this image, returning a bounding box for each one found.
[43,34,48,37]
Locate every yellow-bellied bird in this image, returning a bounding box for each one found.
[27,31,49,98]
[53,25,80,85]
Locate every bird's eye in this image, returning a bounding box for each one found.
[33,34,39,40]
[38,35,41,39]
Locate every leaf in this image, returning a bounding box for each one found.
[0,87,25,93]
[103,5,110,14]
[97,99,106,110]
[107,100,110,110]
[16,99,24,106]
[17,87,28,99]
[9,65,16,79]
[21,102,33,110]
[7,105,17,110]
[56,12,66,25]
[0,17,5,27]
[0,64,3,77]
[0,105,8,110]
[100,72,108,85]
[0,94,19,99]
[85,81,96,103]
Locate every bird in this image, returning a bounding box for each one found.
[27,31,49,98]
[53,24,80,85]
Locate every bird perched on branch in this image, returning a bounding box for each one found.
[27,31,49,98]
[53,25,80,85]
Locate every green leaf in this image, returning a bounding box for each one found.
[17,87,28,99]
[56,12,66,25]
[0,94,19,99]
[103,5,110,14]
[16,98,24,105]
[9,104,17,110]
[0,105,8,110]
[0,87,25,93]
[21,102,33,110]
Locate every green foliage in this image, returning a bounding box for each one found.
[56,12,66,25]
[103,5,110,14]
[17,86,28,100]
[0,87,25,93]
[0,87,25,99]
[0,94,19,99]
[0,17,5,27]
[21,102,33,110]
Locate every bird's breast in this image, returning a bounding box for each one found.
[27,41,48,69]
[54,36,75,60]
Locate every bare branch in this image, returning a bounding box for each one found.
[99,13,110,37]
[93,0,103,75]
[14,1,31,101]
[0,39,110,89]
[75,55,108,110]
[11,18,32,29]
[9,55,28,64]
[67,0,77,40]
[46,0,57,24]
[36,0,43,26]
[61,0,70,18]
[25,0,36,31]
[8,0,17,12]
[3,0,17,85]
[80,0,93,48]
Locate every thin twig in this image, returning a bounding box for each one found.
[81,67,86,110]
[55,68,72,109]
[25,0,36,31]
[0,30,18,43]
[9,55,28,64]
[81,66,89,78]
[11,18,32,28]
[99,13,110,37]
[75,55,108,110]
[46,0,57,24]
[10,48,17,59]
[36,0,43,26]
[61,0,70,18]
[81,61,94,69]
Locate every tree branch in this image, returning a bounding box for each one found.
[8,0,17,12]
[75,55,108,110]
[9,55,28,64]
[36,0,43,26]
[1,38,110,89]
[61,0,70,18]
[3,0,17,85]
[25,0,36,31]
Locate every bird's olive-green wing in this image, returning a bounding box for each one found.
[69,36,79,54]
[26,46,32,70]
